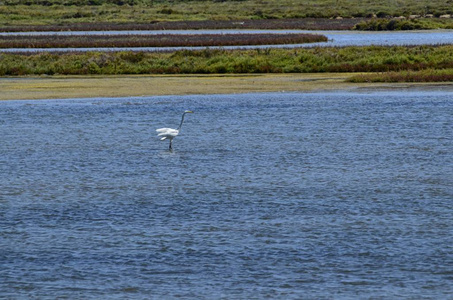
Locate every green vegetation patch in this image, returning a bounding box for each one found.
[1,45,453,76]
[354,18,453,31]
[0,0,452,26]
[348,69,453,82]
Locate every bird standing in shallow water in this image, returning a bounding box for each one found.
[156,110,193,150]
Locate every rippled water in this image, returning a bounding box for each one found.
[1,91,452,298]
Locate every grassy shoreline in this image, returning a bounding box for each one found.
[1,73,452,101]
[2,45,452,84]
[1,45,452,76]
[1,44,452,84]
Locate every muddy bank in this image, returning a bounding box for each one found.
[1,73,451,101]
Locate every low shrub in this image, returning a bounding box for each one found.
[348,69,453,82]
[1,45,452,77]
[353,18,453,31]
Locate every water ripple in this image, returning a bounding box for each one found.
[0,91,452,298]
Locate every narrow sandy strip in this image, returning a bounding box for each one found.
[1,73,452,100]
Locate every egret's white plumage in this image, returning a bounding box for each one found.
[156,110,193,150]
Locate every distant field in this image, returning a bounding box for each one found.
[0,18,361,32]
[0,0,452,27]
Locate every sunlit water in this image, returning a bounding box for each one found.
[1,91,452,299]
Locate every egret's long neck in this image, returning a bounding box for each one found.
[177,112,187,130]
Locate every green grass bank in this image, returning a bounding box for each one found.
[1,0,452,26]
[1,45,453,78]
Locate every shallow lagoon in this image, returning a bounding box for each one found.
[1,91,452,298]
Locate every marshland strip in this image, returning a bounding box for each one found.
[0,33,327,49]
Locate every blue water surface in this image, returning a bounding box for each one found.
[0,91,452,299]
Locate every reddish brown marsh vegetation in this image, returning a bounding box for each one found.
[0,33,327,48]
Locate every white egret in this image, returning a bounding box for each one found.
[156,110,193,150]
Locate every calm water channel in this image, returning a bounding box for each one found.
[1,30,452,52]
[1,91,452,298]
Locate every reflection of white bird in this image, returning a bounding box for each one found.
[156,110,193,150]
